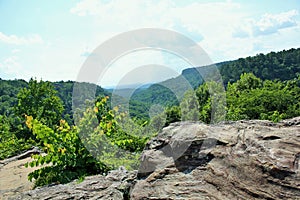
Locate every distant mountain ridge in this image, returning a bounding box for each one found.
[129,47,300,118]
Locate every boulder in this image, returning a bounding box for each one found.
[131,118,300,199]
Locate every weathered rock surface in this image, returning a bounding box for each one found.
[5,117,300,200]
[9,168,136,200]
[131,117,300,199]
[0,147,42,199]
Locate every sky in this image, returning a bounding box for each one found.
[0,0,300,87]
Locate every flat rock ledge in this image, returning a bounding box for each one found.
[9,169,136,200]
[9,117,300,200]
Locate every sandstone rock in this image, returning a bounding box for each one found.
[131,118,300,199]
[0,147,42,199]
[9,168,137,200]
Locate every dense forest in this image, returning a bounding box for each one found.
[0,79,110,124]
[130,48,300,119]
[0,47,299,187]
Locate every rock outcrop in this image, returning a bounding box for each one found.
[9,168,136,200]
[0,147,42,199]
[7,118,300,200]
[132,118,300,199]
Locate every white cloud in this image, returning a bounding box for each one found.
[0,32,43,45]
[72,0,300,71]
[253,10,299,36]
[233,10,299,38]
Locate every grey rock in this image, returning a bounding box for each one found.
[10,168,137,200]
[131,118,300,199]
[0,146,41,166]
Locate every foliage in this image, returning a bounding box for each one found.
[25,96,153,187]
[195,81,226,123]
[220,48,300,84]
[226,73,300,121]
[0,78,109,127]
[0,79,27,116]
[79,96,157,170]
[94,96,149,152]
[78,106,142,170]
[166,73,299,124]
[16,78,64,129]
[164,106,181,126]
[57,81,110,125]
[0,115,32,160]
[25,116,107,187]
[0,79,33,159]
[130,84,179,120]
[180,90,199,121]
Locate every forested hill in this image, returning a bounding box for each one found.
[0,79,109,123]
[130,47,300,113]
[0,79,27,115]
[182,48,300,88]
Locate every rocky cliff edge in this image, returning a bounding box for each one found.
[9,117,300,200]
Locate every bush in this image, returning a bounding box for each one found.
[25,116,107,187]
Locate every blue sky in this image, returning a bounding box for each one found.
[0,0,300,87]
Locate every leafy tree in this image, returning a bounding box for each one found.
[94,96,148,152]
[165,106,181,126]
[234,73,263,91]
[0,115,32,159]
[16,78,64,129]
[220,48,300,84]
[79,104,143,170]
[180,90,199,121]
[25,96,153,187]
[54,81,109,125]
[195,83,211,123]
[226,73,300,121]
[25,116,107,187]
[195,81,226,123]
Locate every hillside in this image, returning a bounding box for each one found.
[0,79,109,124]
[130,48,300,119]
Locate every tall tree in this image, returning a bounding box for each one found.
[15,78,64,138]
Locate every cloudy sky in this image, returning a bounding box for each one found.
[0,0,300,87]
